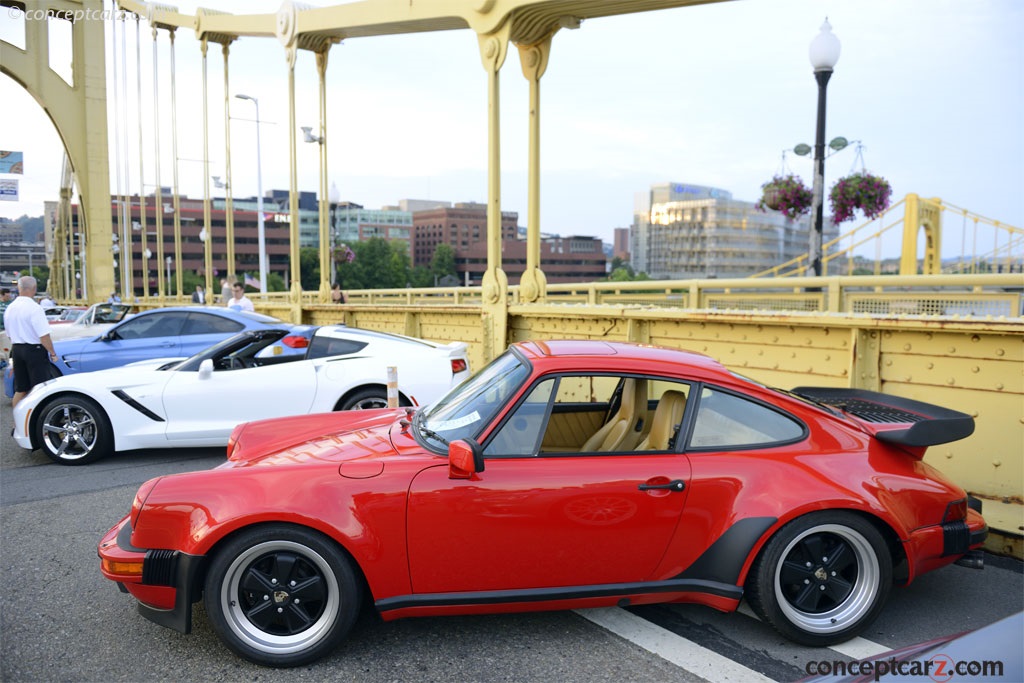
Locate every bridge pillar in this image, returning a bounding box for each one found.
[0,0,115,301]
[515,33,555,304]
[477,22,513,361]
[900,193,943,275]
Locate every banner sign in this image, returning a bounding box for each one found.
[0,151,24,174]
[0,179,19,201]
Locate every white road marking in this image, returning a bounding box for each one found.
[576,607,776,682]
[737,601,891,659]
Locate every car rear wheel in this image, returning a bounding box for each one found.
[337,387,407,411]
[745,511,892,646]
[34,394,113,465]
[204,524,361,668]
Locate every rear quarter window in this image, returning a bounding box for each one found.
[306,336,368,360]
[688,386,805,449]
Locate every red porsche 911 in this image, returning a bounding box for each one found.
[98,340,987,667]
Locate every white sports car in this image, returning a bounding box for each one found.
[12,325,470,465]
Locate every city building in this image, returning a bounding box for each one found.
[411,202,519,268]
[453,235,607,286]
[328,202,413,257]
[631,182,838,278]
[613,227,630,262]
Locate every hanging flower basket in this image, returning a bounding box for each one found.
[756,175,813,219]
[829,172,893,223]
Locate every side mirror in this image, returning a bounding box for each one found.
[448,439,485,479]
[198,358,214,380]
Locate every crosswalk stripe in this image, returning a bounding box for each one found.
[736,601,891,659]
[576,607,776,683]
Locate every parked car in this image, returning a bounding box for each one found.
[14,325,470,464]
[4,306,277,398]
[52,306,286,375]
[97,340,986,667]
[49,302,132,341]
[801,611,1023,682]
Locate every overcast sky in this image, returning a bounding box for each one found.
[1,0,1021,258]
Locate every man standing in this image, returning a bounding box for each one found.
[0,288,11,329]
[4,276,58,408]
[225,282,254,312]
[191,284,206,304]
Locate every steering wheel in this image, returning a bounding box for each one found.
[226,356,249,370]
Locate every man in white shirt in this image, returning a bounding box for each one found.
[225,282,254,312]
[4,276,58,408]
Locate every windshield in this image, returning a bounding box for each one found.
[415,349,530,449]
[175,329,289,371]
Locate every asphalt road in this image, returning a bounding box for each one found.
[2,398,1022,683]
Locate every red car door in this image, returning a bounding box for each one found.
[405,453,691,595]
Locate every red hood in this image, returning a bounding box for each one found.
[226,409,405,466]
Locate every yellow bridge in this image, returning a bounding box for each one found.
[1,0,1021,556]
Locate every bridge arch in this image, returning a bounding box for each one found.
[900,193,942,275]
[0,0,113,300]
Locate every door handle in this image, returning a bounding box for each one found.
[638,479,686,492]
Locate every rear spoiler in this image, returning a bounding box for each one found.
[791,387,974,447]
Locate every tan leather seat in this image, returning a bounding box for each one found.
[582,378,648,452]
[636,390,687,451]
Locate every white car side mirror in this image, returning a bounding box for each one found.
[199,358,214,380]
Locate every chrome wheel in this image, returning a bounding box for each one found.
[745,511,892,646]
[774,523,880,635]
[220,540,339,654]
[205,525,361,667]
[36,396,112,465]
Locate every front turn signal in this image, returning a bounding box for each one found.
[101,558,144,577]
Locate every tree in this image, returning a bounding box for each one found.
[430,243,457,284]
[299,247,321,290]
[341,238,411,289]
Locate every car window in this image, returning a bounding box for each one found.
[114,312,189,339]
[483,374,693,458]
[305,336,368,360]
[688,387,804,449]
[183,312,244,335]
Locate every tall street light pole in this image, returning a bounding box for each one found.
[808,19,841,277]
[235,93,267,293]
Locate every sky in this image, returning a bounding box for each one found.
[1,0,1022,258]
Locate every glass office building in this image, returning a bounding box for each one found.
[632,183,837,278]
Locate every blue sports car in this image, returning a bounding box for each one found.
[4,307,294,396]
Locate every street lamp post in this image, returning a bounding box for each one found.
[808,18,841,277]
[234,94,267,294]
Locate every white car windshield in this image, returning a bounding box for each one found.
[415,349,530,449]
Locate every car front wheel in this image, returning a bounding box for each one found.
[34,394,113,465]
[745,511,892,646]
[204,524,361,667]
[337,387,408,411]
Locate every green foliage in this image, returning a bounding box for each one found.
[299,247,321,290]
[430,243,457,282]
[338,238,413,289]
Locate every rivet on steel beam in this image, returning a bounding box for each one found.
[927,362,934,369]
[885,359,892,366]
[993,460,1002,468]
[972,366,980,373]
[904,344,911,351]
[996,383,1004,390]
[947,378,956,385]
[996,348,1005,356]
[949,346,957,353]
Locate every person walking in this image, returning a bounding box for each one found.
[225,282,254,312]
[4,276,59,409]
[0,287,11,329]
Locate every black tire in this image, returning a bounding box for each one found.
[34,394,113,465]
[745,511,892,646]
[336,386,402,411]
[203,524,361,668]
